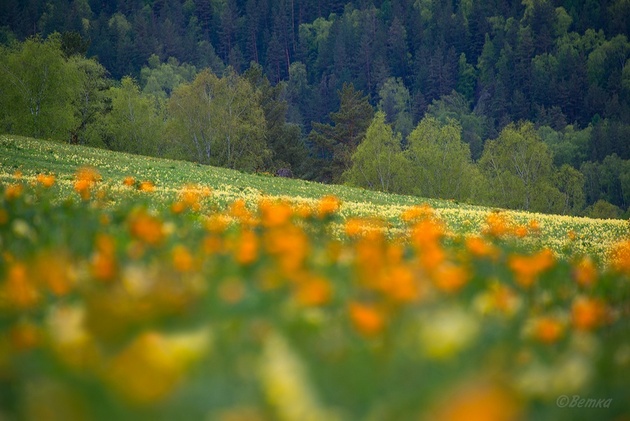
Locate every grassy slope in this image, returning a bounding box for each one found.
[1,134,628,260]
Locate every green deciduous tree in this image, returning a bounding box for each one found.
[344,111,410,193]
[405,116,481,201]
[101,76,164,156]
[479,121,559,212]
[0,34,81,140]
[167,68,269,171]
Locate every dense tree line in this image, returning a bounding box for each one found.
[1,0,630,217]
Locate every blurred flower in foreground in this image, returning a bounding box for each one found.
[317,195,340,218]
[74,167,101,200]
[259,331,340,421]
[107,328,211,404]
[508,249,555,288]
[426,380,521,421]
[610,239,630,275]
[36,173,56,188]
[419,307,480,360]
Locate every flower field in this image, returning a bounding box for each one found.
[1,135,630,420]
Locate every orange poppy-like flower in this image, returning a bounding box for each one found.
[382,264,421,303]
[229,199,257,226]
[317,195,341,218]
[508,249,555,288]
[483,212,513,238]
[91,234,118,281]
[572,296,607,331]
[139,180,155,192]
[572,256,598,287]
[514,225,528,238]
[74,166,101,200]
[610,239,630,276]
[294,276,332,306]
[205,214,230,234]
[236,230,259,265]
[430,381,521,421]
[34,251,74,295]
[10,321,40,351]
[128,210,165,246]
[401,204,434,223]
[433,263,469,294]
[36,173,56,188]
[465,236,500,260]
[344,217,366,238]
[349,302,385,337]
[5,183,23,200]
[3,262,39,309]
[259,199,293,227]
[171,201,186,214]
[533,316,564,344]
[528,219,540,232]
[123,176,135,187]
[172,245,194,272]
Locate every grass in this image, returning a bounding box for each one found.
[1,134,628,261]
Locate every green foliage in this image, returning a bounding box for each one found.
[377,77,414,139]
[140,55,198,99]
[167,68,269,171]
[101,77,164,156]
[0,34,81,140]
[479,122,561,212]
[405,116,481,201]
[344,111,410,193]
[309,83,374,183]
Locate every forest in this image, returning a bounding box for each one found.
[1,0,630,218]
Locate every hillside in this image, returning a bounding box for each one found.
[2,134,628,260]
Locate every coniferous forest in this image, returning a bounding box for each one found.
[1,0,630,217]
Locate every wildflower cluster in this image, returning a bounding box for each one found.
[1,175,629,420]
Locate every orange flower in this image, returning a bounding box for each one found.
[483,212,512,237]
[236,230,258,265]
[73,166,100,199]
[259,199,292,227]
[205,214,230,233]
[172,245,194,272]
[34,251,74,295]
[3,262,39,309]
[508,249,555,288]
[349,302,385,337]
[123,176,136,187]
[572,297,606,331]
[128,210,165,246]
[36,173,56,188]
[533,316,564,344]
[610,239,630,275]
[514,225,528,238]
[294,276,332,306]
[5,183,23,200]
[430,381,521,421]
[317,195,340,218]
[203,235,222,255]
[229,199,256,226]
[10,321,40,351]
[465,236,499,260]
[382,265,421,302]
[401,204,434,223]
[433,263,469,294]
[91,234,118,281]
[572,256,598,287]
[139,180,155,192]
[528,219,540,232]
